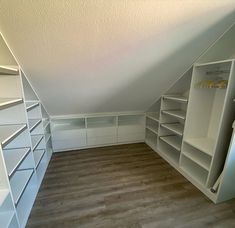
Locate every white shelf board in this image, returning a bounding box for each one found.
[161,110,186,120]
[195,59,233,67]
[34,149,45,168]
[184,138,214,156]
[146,112,160,122]
[26,102,39,111]
[3,148,31,177]
[0,65,18,75]
[0,189,9,207]
[163,95,188,103]
[182,152,210,171]
[31,135,44,151]
[0,211,15,228]
[28,119,42,132]
[146,126,158,135]
[10,169,34,204]
[0,98,23,110]
[0,124,27,147]
[161,123,184,136]
[160,135,181,151]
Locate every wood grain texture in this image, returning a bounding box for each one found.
[27,143,235,228]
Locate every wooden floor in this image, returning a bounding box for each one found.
[27,143,235,228]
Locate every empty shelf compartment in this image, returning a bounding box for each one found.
[163,94,188,103]
[34,149,45,168]
[0,124,27,147]
[87,116,116,128]
[181,155,208,186]
[146,112,160,122]
[184,138,215,156]
[161,123,184,136]
[26,102,39,111]
[10,169,34,204]
[118,114,144,126]
[160,135,182,151]
[161,110,186,120]
[158,139,180,165]
[0,98,23,110]
[146,117,159,135]
[52,118,86,131]
[31,135,44,151]
[45,133,51,143]
[3,148,31,177]
[43,120,50,129]
[28,119,42,132]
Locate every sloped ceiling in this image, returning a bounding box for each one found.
[0,1,235,116]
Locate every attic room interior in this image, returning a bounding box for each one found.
[1,0,235,227]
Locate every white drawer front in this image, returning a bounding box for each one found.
[118,125,144,135]
[53,137,86,150]
[87,127,116,137]
[118,133,145,143]
[87,136,117,146]
[52,129,86,141]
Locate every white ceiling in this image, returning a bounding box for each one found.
[0,1,235,116]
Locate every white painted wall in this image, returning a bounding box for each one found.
[0,1,235,115]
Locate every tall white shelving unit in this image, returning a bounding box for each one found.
[146,60,235,203]
[0,34,52,227]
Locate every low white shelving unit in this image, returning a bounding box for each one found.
[51,112,145,152]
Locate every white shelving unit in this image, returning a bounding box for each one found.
[0,33,52,228]
[51,113,145,152]
[146,60,235,203]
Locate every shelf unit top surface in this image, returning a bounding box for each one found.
[195,59,233,67]
[184,137,215,156]
[0,124,27,147]
[10,169,34,204]
[161,123,184,136]
[0,65,19,75]
[162,110,186,120]
[163,95,188,103]
[160,135,181,151]
[0,98,23,109]
[3,147,31,177]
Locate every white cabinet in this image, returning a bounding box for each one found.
[51,113,145,152]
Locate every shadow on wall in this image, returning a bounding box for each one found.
[83,7,235,114]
